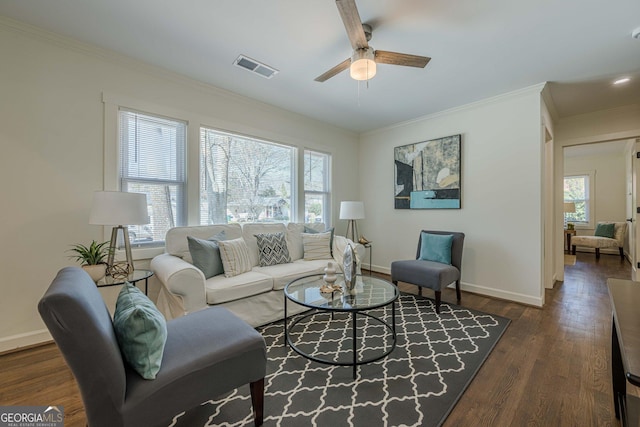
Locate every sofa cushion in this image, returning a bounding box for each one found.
[286,223,325,261]
[419,232,454,265]
[241,223,288,266]
[165,224,242,263]
[187,232,226,279]
[254,259,327,290]
[205,271,273,304]
[255,232,291,266]
[571,235,620,249]
[302,231,333,260]
[304,226,335,256]
[594,223,615,238]
[218,238,253,278]
[113,284,167,380]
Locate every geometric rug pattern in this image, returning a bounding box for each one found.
[170,293,510,427]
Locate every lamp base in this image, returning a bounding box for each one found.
[106,225,135,276]
[345,220,359,243]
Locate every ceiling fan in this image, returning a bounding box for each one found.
[315,0,431,82]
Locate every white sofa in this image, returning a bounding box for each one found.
[151,222,364,326]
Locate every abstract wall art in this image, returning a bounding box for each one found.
[394,134,461,209]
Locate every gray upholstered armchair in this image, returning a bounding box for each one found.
[390,230,465,314]
[38,267,267,427]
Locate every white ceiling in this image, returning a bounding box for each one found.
[1,0,639,133]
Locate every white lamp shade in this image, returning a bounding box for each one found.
[564,202,576,213]
[340,201,365,220]
[89,191,149,225]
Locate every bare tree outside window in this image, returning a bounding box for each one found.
[200,129,293,224]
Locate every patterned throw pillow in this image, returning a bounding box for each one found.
[302,231,332,260]
[217,238,253,277]
[255,232,291,267]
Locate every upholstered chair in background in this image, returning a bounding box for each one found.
[391,230,465,314]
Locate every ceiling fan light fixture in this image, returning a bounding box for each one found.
[350,47,376,81]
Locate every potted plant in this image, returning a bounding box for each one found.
[68,240,112,282]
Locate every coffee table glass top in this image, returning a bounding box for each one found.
[285,274,398,311]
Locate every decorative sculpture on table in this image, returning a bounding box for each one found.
[323,262,337,284]
[343,244,357,294]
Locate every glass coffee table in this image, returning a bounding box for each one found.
[284,273,399,379]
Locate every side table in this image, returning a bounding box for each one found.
[96,269,154,295]
[564,229,576,252]
[363,243,372,275]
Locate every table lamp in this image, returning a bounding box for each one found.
[564,202,576,229]
[339,201,365,242]
[89,191,149,275]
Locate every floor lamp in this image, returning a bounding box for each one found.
[89,191,149,276]
[340,201,365,243]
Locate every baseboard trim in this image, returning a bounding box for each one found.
[0,329,52,354]
[371,264,544,307]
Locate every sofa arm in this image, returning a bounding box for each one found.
[150,253,208,314]
[332,236,365,273]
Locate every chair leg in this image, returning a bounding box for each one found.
[619,247,624,260]
[456,280,461,303]
[571,245,576,255]
[250,378,264,426]
[435,291,441,314]
[596,248,600,259]
[418,286,423,297]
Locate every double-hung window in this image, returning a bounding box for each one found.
[119,109,186,246]
[199,128,295,224]
[304,150,331,224]
[564,172,594,229]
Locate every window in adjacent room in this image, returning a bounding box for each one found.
[199,128,294,224]
[304,150,331,225]
[119,109,187,246]
[564,172,595,229]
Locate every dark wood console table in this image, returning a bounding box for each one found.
[608,278,640,426]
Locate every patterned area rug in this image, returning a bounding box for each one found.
[564,254,577,265]
[171,294,510,427]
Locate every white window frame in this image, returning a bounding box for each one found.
[198,126,297,225]
[303,149,332,227]
[119,108,187,246]
[564,171,595,230]
[103,93,334,259]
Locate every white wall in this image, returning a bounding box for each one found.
[0,19,359,352]
[359,85,545,306]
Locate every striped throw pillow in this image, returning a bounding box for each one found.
[302,231,332,260]
[217,238,252,277]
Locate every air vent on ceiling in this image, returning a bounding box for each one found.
[233,55,279,79]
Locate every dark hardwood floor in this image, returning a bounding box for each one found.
[0,252,630,426]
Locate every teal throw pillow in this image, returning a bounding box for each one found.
[419,232,454,265]
[113,284,167,380]
[594,223,615,238]
[188,235,225,278]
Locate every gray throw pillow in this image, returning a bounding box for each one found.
[187,231,226,278]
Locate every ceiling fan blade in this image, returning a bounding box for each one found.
[314,58,351,82]
[375,50,431,68]
[336,0,368,50]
